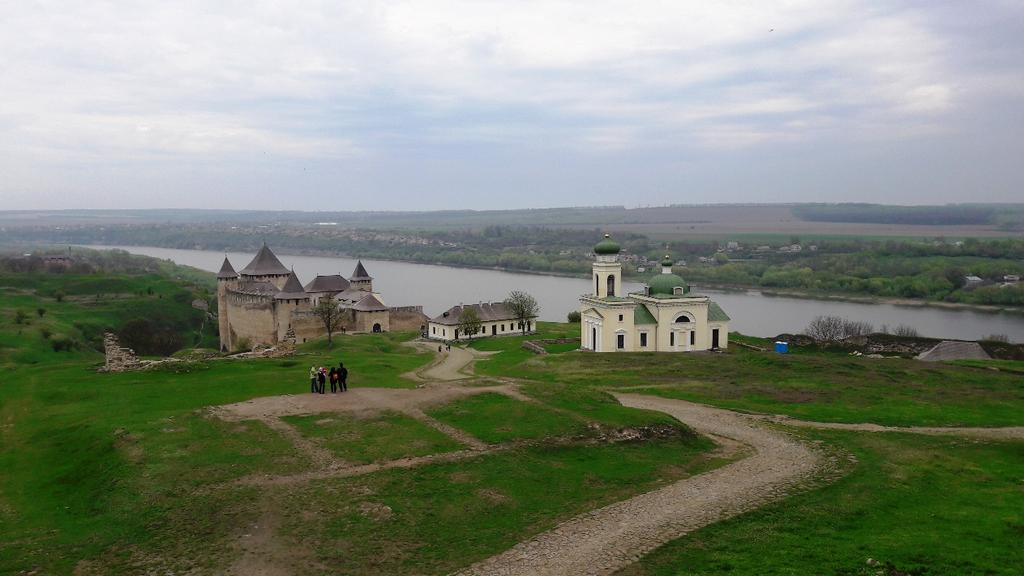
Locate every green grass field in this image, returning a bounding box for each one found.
[277,434,720,575]
[284,411,464,463]
[618,430,1024,576]
[2,268,1022,575]
[427,392,584,443]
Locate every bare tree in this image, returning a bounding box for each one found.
[805,315,845,342]
[505,290,540,335]
[804,315,874,342]
[892,324,919,337]
[313,296,344,347]
[456,307,482,340]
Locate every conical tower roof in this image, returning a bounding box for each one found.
[239,243,290,276]
[275,270,309,300]
[350,260,372,280]
[217,256,238,279]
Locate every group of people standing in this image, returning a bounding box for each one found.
[310,363,348,394]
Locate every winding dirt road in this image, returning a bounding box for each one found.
[214,344,1021,576]
[457,394,830,576]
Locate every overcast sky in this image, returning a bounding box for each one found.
[1,1,1022,211]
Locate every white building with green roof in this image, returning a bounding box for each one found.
[579,235,731,352]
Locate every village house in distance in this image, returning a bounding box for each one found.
[428,302,537,341]
[216,243,426,351]
[580,234,730,352]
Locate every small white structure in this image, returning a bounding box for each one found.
[428,302,536,341]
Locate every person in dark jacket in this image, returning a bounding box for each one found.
[329,367,338,393]
[338,362,349,392]
[317,367,326,394]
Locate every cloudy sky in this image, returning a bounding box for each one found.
[1,1,1022,210]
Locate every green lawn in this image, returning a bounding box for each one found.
[618,430,1024,576]
[0,328,431,573]
[3,267,1023,575]
[515,345,1024,427]
[466,321,577,378]
[427,392,584,443]
[278,435,720,576]
[284,411,464,463]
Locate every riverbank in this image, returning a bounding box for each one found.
[63,244,1024,341]
[689,282,1024,316]
[66,241,1024,315]
[268,248,1024,316]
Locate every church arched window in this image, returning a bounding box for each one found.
[607,275,615,297]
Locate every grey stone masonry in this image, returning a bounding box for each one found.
[102,332,142,372]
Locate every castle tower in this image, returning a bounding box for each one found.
[238,242,291,290]
[592,234,622,298]
[273,270,310,342]
[350,260,373,292]
[216,256,238,352]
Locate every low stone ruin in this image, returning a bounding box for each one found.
[522,337,581,355]
[227,342,295,359]
[101,332,143,372]
[98,331,296,373]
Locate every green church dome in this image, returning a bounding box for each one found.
[649,273,688,296]
[594,234,621,255]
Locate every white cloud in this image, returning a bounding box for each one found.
[0,1,1021,208]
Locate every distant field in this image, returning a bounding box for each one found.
[2,204,1020,240]
[559,204,1018,240]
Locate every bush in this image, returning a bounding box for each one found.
[40,327,52,340]
[118,317,185,356]
[14,310,28,324]
[51,335,75,352]
[234,337,252,352]
[567,311,582,323]
[54,290,65,302]
[36,307,46,317]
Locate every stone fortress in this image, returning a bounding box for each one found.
[580,234,731,352]
[216,243,426,351]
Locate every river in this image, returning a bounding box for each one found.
[88,245,1024,342]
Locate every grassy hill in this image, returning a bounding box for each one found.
[0,271,215,368]
[0,266,1021,574]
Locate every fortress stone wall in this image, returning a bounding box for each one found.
[226,298,277,349]
[216,245,417,351]
[389,306,429,332]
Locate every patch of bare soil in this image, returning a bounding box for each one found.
[227,491,320,576]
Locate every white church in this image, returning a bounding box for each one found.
[579,234,731,352]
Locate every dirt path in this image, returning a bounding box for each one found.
[235,445,513,487]
[260,417,344,470]
[403,342,494,382]
[226,491,316,576]
[749,414,1024,440]
[457,394,831,576]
